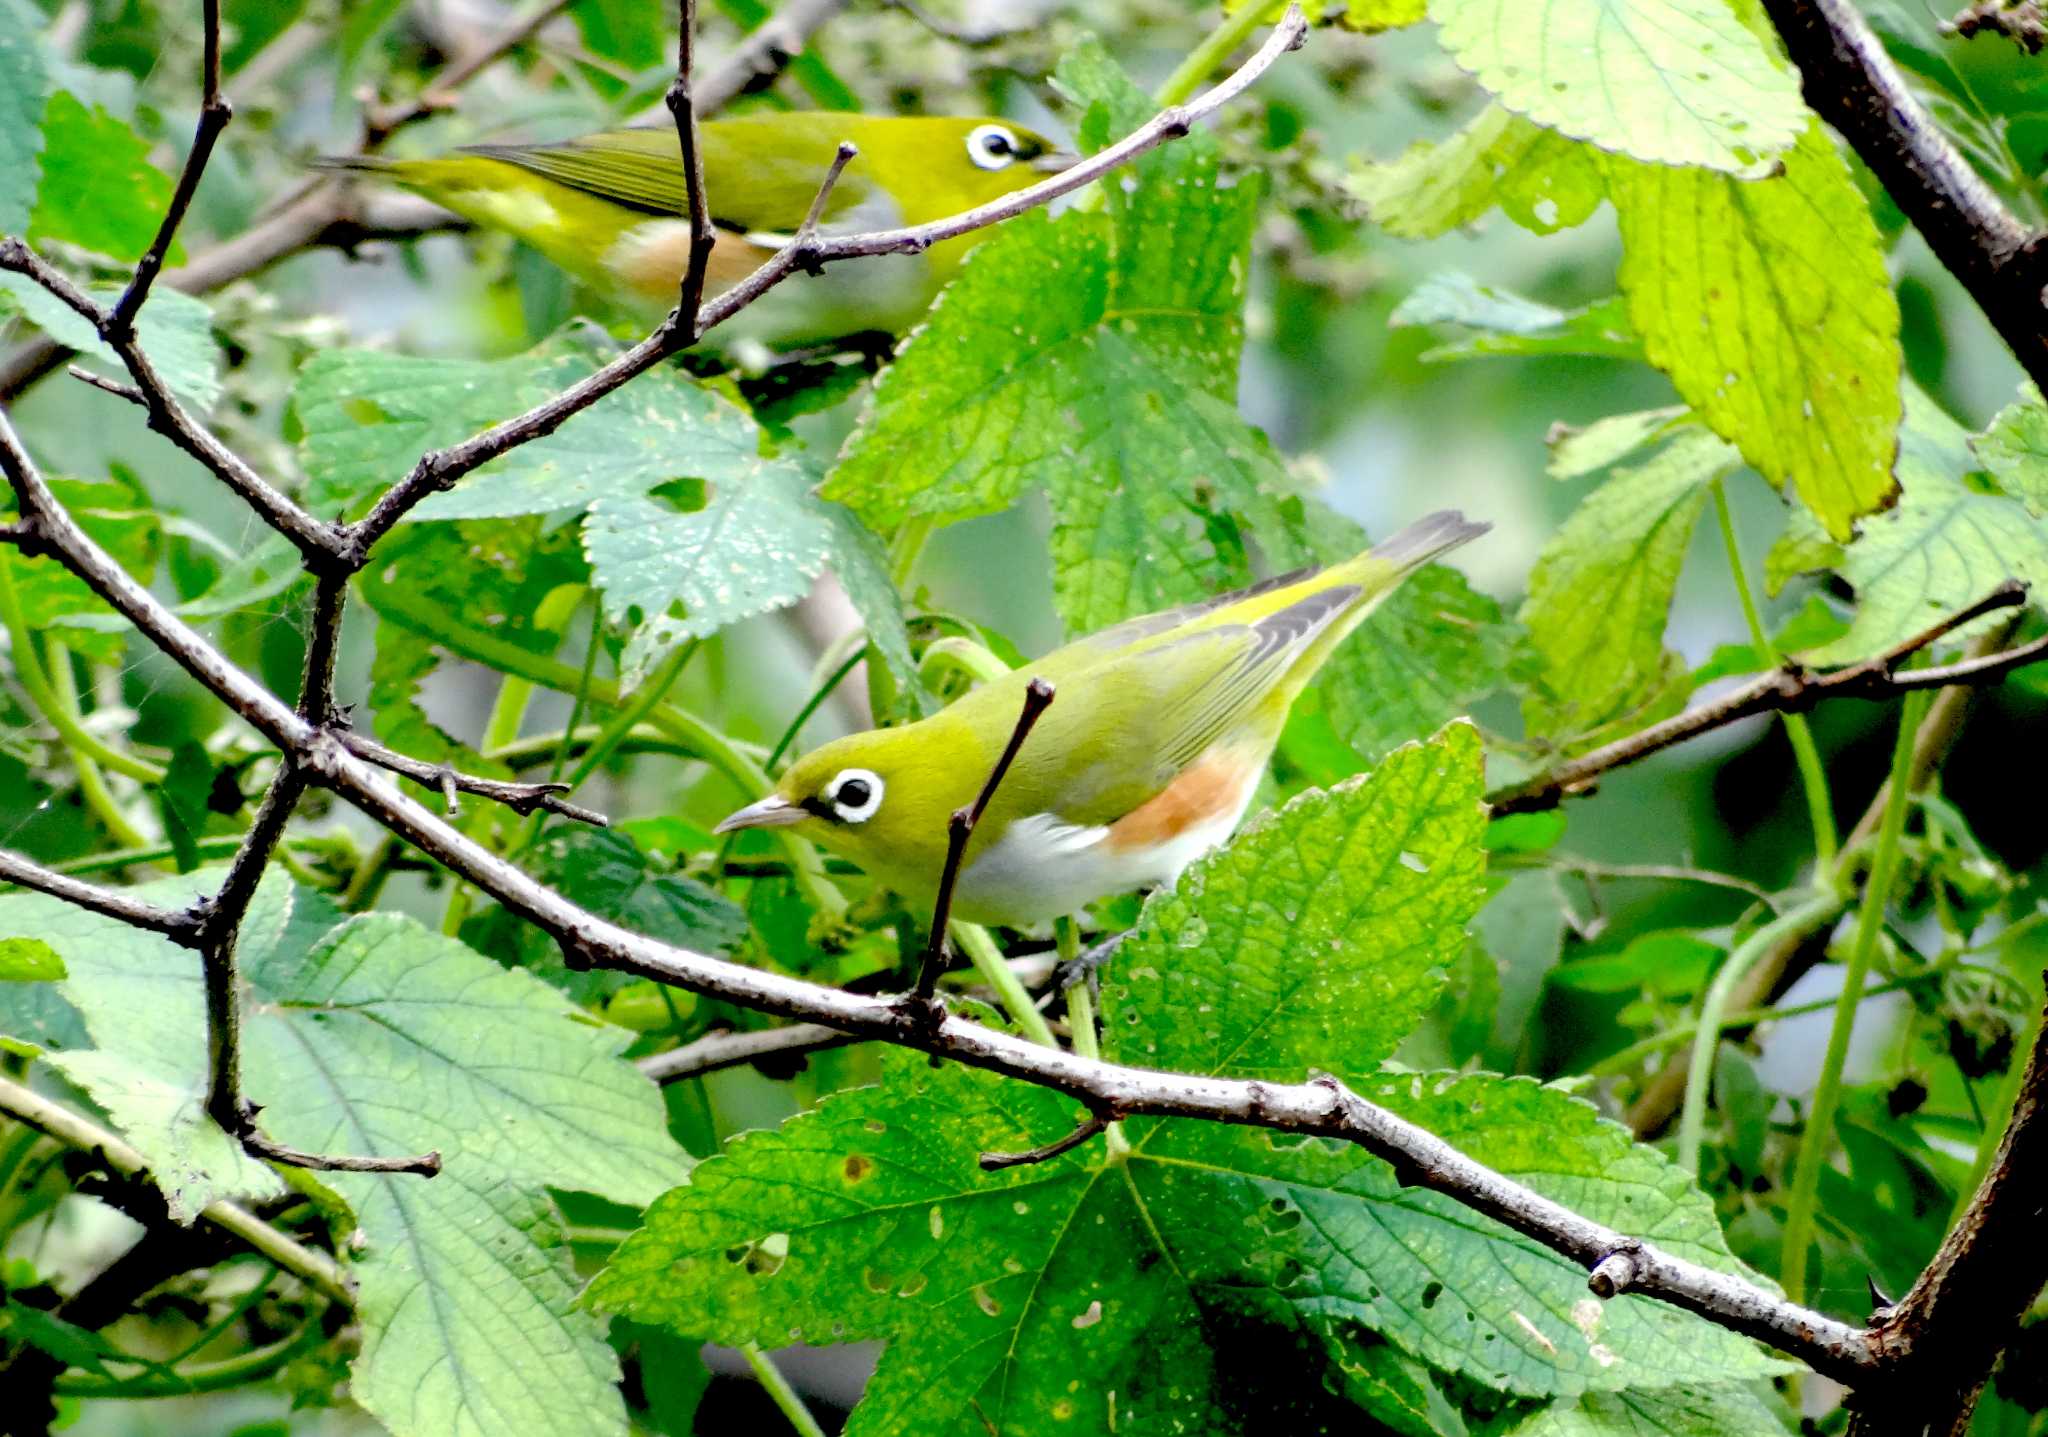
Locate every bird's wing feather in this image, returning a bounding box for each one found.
[460,126,875,232]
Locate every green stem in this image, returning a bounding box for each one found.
[1056,918,1127,1158]
[888,516,935,592]
[52,1313,322,1398]
[440,672,540,935]
[0,550,163,784]
[546,596,604,789]
[741,1343,828,1437]
[165,1260,277,1365]
[1588,978,1921,1080]
[1676,892,1846,1172]
[953,922,1058,1047]
[1712,479,1838,873]
[1155,0,1274,106]
[486,726,694,769]
[767,648,865,773]
[46,641,149,849]
[1780,688,1930,1304]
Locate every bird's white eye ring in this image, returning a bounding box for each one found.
[966,123,1020,172]
[826,768,885,823]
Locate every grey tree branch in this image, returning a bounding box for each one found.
[0,846,199,940]
[637,1023,855,1083]
[665,0,719,332]
[1488,582,2046,816]
[0,402,1879,1385]
[1759,0,2048,394]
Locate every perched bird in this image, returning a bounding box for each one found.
[318,113,1069,347]
[716,512,1490,927]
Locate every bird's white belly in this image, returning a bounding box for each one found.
[954,799,1252,929]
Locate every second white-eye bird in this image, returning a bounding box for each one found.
[716,512,1490,926]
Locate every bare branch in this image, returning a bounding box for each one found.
[1847,998,2048,1433]
[638,1023,854,1083]
[665,0,720,332]
[1943,0,2047,53]
[0,847,201,941]
[339,732,610,827]
[240,1128,443,1176]
[1759,0,2048,394]
[912,677,1055,1005]
[979,1107,1115,1171]
[1489,583,2041,816]
[105,0,233,340]
[65,366,144,405]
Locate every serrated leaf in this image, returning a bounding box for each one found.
[1429,0,1804,173]
[1391,272,1640,363]
[0,936,63,981]
[1792,388,2048,663]
[0,873,685,1437]
[1508,1383,1791,1436]
[0,272,219,410]
[0,0,49,234]
[27,90,181,263]
[1976,385,2048,517]
[1350,104,1604,239]
[1519,429,1734,746]
[1547,409,1690,481]
[1609,125,1902,541]
[1100,724,1489,1085]
[584,464,839,688]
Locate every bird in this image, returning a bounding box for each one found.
[715,511,1491,927]
[316,113,1070,348]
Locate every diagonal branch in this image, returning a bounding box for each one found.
[1488,582,2043,815]
[0,847,200,940]
[1759,0,2048,394]
[339,733,609,826]
[0,416,1879,1384]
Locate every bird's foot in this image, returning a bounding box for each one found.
[1056,930,1127,991]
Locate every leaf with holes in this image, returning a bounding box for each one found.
[1506,1384,1792,1436]
[1429,0,1804,173]
[1608,125,1902,541]
[0,874,686,1437]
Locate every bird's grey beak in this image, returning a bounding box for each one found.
[713,795,807,834]
[1033,150,1080,173]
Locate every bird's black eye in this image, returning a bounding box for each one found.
[825,768,885,823]
[966,123,1021,172]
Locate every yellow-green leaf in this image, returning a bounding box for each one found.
[1349,103,1604,238]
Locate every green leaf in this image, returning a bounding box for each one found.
[1428,0,1804,173]
[0,874,686,1437]
[582,464,860,688]
[0,475,159,663]
[1100,723,1489,1085]
[0,0,49,234]
[3,1298,165,1376]
[0,937,64,981]
[1340,0,1427,30]
[1334,1338,1469,1437]
[569,0,666,68]
[1975,385,2048,517]
[1547,409,1691,481]
[1507,1384,1791,1436]
[825,45,1275,633]
[1390,273,1640,363]
[1349,104,1604,239]
[1550,931,1717,996]
[1608,125,1903,541]
[0,272,220,411]
[1519,429,1734,745]
[27,90,181,263]
[1790,388,2048,664]
[155,742,215,874]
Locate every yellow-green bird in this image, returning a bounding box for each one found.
[319,113,1069,347]
[716,512,1490,927]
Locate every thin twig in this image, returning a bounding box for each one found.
[240,1129,442,1176]
[337,734,609,826]
[979,1107,1115,1171]
[665,0,719,331]
[105,0,233,340]
[0,848,201,941]
[638,1023,854,1083]
[911,678,1055,1004]
[1489,583,2039,815]
[1759,0,2048,394]
[65,366,144,405]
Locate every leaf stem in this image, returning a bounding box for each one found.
[953,921,1058,1046]
[1676,891,1845,1171]
[1156,0,1274,107]
[741,1343,828,1437]
[0,548,164,783]
[1711,479,1837,873]
[887,515,934,592]
[440,671,539,935]
[1780,687,1929,1303]
[53,1311,323,1398]
[1588,977,1921,1079]
[45,639,151,849]
[1057,916,1127,1157]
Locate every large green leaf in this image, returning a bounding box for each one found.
[1100,722,1488,1084]
[0,0,48,234]
[0,474,160,663]
[1507,1384,1791,1436]
[1608,125,1902,541]
[1428,0,1804,173]
[1785,389,2048,664]
[1518,428,1734,746]
[28,90,181,263]
[1349,103,1604,239]
[0,875,686,1437]
[1975,385,2048,517]
[0,272,220,410]
[594,727,1777,1428]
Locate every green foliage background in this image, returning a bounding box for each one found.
[2,0,2048,1433]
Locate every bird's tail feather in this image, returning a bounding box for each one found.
[1364,510,1491,573]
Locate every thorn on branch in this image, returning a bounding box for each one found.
[910,678,1055,1003]
[66,366,145,406]
[340,734,609,826]
[979,1105,1116,1171]
[1589,1242,1645,1299]
[231,1102,442,1176]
